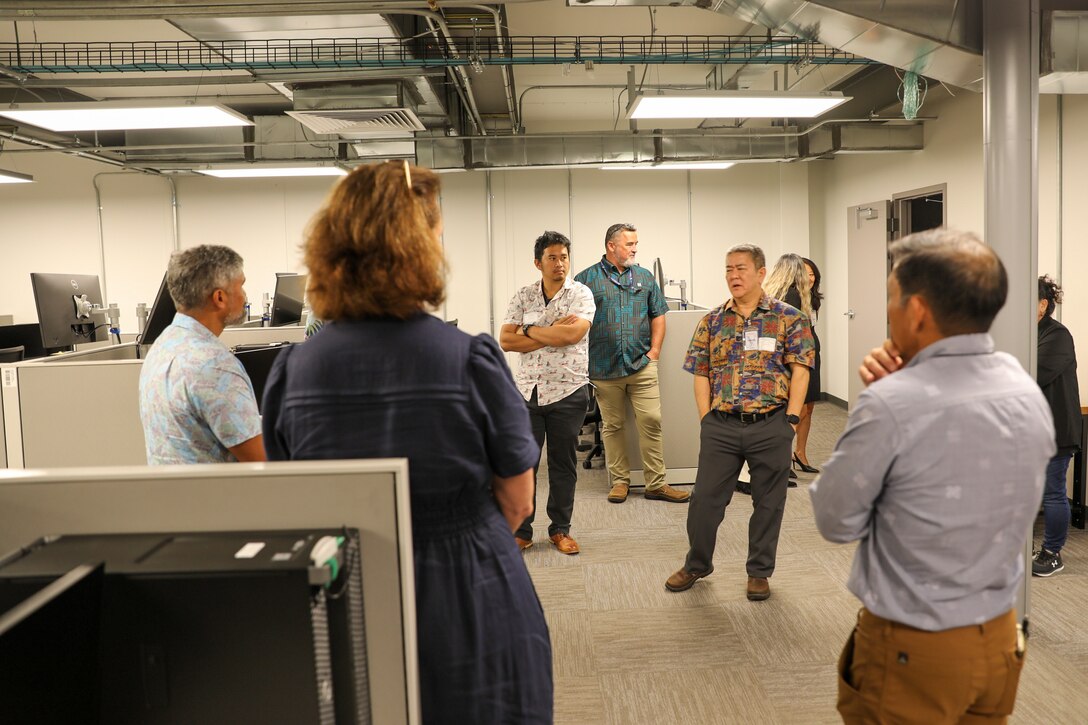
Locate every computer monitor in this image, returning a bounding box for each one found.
[29,273,103,352]
[234,343,290,412]
[0,562,104,724]
[0,323,49,360]
[270,273,307,327]
[139,272,177,348]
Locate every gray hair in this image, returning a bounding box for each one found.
[605,223,637,245]
[726,243,766,271]
[166,245,244,311]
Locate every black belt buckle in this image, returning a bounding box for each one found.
[738,412,760,424]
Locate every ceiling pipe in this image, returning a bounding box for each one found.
[0,127,160,172]
[0,0,545,19]
[460,4,519,131]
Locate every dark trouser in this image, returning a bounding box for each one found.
[683,409,793,578]
[517,385,590,539]
[838,608,1023,724]
[1042,452,1073,553]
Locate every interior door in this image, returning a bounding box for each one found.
[846,200,892,408]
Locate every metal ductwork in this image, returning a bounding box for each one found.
[415,121,925,170]
[1042,11,1088,93]
[287,80,426,137]
[570,0,984,91]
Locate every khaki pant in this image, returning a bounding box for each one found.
[592,361,665,490]
[838,608,1025,725]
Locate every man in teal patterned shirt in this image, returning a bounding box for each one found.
[665,243,813,601]
[575,222,690,504]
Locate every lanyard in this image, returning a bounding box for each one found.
[600,259,642,292]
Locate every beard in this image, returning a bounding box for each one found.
[224,305,247,327]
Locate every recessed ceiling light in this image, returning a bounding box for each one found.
[628,91,850,119]
[0,102,253,132]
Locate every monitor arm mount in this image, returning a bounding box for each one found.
[73,295,122,345]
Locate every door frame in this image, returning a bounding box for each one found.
[891,183,948,240]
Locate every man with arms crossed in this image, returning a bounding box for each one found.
[139,245,265,464]
[811,230,1054,723]
[574,223,689,503]
[665,244,813,601]
[501,231,595,554]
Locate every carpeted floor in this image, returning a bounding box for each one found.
[521,402,1088,724]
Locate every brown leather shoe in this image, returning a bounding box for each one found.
[514,536,533,551]
[665,566,712,592]
[645,484,691,503]
[549,532,580,555]
[746,576,770,601]
[607,482,629,503]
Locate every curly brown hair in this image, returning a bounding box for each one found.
[305,161,446,320]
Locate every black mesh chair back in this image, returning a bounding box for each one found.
[0,345,26,363]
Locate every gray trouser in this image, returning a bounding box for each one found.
[684,409,793,578]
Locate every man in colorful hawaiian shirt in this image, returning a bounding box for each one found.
[665,243,813,601]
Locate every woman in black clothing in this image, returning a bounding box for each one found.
[793,258,823,472]
[1033,274,1081,577]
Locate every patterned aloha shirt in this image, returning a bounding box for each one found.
[503,276,596,406]
[683,294,815,414]
[139,312,262,464]
[574,256,668,380]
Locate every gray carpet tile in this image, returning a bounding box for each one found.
[523,402,1088,724]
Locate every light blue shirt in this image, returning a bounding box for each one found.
[139,312,261,464]
[810,334,1055,631]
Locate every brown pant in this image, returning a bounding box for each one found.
[592,361,666,489]
[837,608,1025,725]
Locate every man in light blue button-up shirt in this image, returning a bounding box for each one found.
[811,230,1054,724]
[139,245,264,464]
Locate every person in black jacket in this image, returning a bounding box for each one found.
[1033,274,1082,576]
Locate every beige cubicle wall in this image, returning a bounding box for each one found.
[0,459,419,725]
[1,359,145,469]
[220,324,305,347]
[623,309,705,487]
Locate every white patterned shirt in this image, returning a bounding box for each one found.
[502,277,595,406]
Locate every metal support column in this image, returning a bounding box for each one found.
[983,0,1040,630]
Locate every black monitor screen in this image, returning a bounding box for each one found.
[0,323,49,360]
[234,343,290,412]
[139,273,177,348]
[270,274,307,328]
[0,562,103,723]
[30,273,103,352]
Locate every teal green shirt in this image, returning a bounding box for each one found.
[575,256,668,380]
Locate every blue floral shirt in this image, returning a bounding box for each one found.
[139,312,261,464]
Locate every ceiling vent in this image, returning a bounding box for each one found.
[286,107,425,137]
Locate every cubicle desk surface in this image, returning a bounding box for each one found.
[1073,406,1087,529]
[220,324,305,348]
[0,459,419,725]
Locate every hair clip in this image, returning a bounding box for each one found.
[403,159,412,190]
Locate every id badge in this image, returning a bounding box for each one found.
[743,328,758,351]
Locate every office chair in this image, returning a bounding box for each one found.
[578,389,604,469]
[0,345,25,363]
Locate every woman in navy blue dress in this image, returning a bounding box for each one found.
[262,161,553,724]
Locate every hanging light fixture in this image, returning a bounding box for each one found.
[627,90,850,120]
[0,101,253,132]
[0,168,34,184]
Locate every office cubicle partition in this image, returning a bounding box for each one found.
[0,459,419,725]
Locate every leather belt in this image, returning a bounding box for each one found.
[722,406,783,424]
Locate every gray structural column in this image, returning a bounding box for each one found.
[983,0,1039,628]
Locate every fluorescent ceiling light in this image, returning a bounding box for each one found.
[600,162,736,171]
[0,102,253,132]
[0,168,33,184]
[628,91,850,119]
[196,166,348,178]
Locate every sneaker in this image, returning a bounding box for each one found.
[644,484,690,502]
[1032,548,1064,577]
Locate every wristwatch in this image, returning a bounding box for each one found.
[522,323,533,337]
[786,413,800,425]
